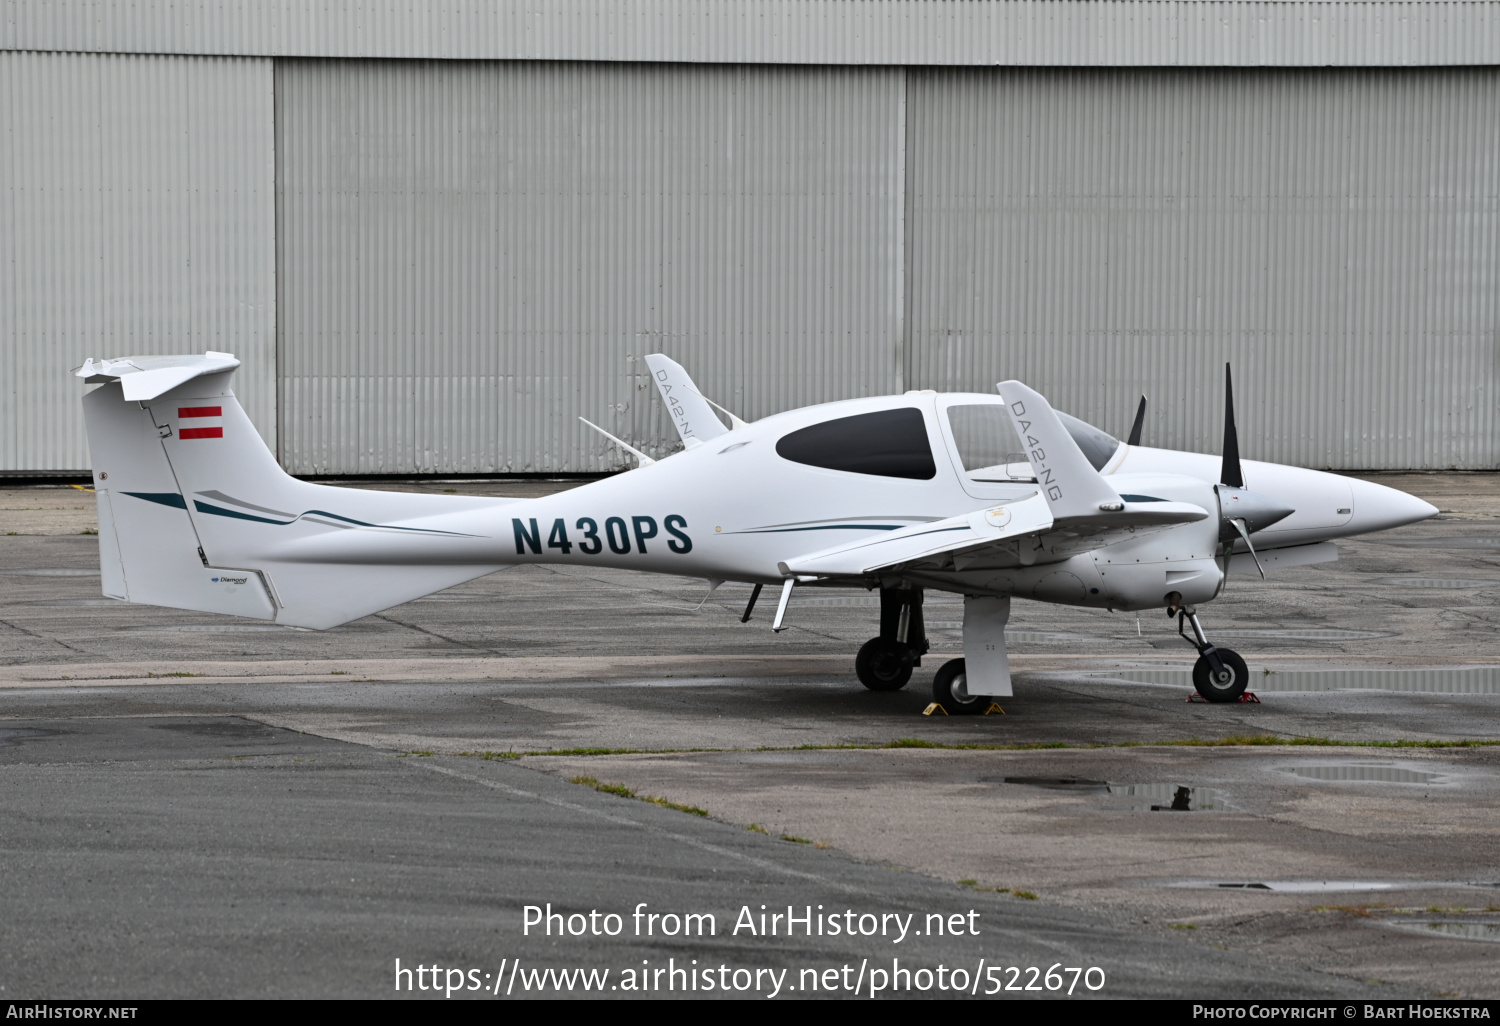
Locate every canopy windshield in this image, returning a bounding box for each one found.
[946,404,1119,482]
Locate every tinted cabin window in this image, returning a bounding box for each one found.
[946,403,1119,475]
[946,404,1026,480]
[776,408,937,480]
[1057,412,1120,472]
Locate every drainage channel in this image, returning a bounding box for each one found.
[1089,666,1500,694]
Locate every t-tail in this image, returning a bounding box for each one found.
[79,353,515,629]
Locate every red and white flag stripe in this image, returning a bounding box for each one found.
[178,406,223,440]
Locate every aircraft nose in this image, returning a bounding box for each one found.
[1347,478,1439,534]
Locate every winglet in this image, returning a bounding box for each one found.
[997,380,1122,520]
[643,354,731,443]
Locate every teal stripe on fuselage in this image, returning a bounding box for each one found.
[122,492,187,509]
[193,500,288,525]
[736,524,904,535]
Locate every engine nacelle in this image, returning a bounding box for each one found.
[1091,472,1224,612]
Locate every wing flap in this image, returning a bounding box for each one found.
[781,494,1208,578]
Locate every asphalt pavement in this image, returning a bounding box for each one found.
[1,475,1497,999]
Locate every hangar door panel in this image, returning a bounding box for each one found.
[276,60,906,475]
[905,69,1500,470]
[0,52,275,472]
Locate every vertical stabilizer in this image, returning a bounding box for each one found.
[79,354,517,629]
[82,380,277,619]
[643,354,731,444]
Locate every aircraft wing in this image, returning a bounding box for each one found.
[780,493,1209,578]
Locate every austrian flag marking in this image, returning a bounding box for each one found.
[178,406,223,440]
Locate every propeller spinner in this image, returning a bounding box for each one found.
[1213,364,1294,576]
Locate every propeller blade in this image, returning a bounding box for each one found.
[1220,364,1244,489]
[1229,517,1265,578]
[1126,395,1147,446]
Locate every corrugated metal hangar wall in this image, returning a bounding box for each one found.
[4,4,1500,473]
[1,52,276,468]
[274,62,906,474]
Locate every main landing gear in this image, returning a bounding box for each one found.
[855,587,929,692]
[931,658,991,716]
[1166,591,1250,703]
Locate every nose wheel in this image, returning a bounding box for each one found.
[1191,648,1249,702]
[1169,596,1251,703]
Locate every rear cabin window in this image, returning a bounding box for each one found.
[775,408,937,480]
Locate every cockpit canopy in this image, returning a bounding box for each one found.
[947,403,1119,482]
[774,400,1119,481]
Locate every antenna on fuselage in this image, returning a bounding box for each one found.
[579,417,656,468]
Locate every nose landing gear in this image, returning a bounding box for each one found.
[855,587,928,692]
[1166,592,1250,703]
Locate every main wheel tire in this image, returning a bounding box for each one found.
[855,637,914,691]
[1191,648,1250,703]
[932,658,989,715]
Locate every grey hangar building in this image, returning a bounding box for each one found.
[3,1,1498,478]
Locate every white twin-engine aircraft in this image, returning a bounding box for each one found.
[77,352,1435,711]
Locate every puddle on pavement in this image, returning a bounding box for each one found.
[934,626,1106,643]
[1285,763,1444,784]
[0,728,64,747]
[33,598,131,606]
[154,720,280,739]
[993,778,1232,811]
[797,595,961,608]
[1091,666,1500,694]
[1176,880,1404,892]
[1213,628,1392,640]
[118,624,295,633]
[989,776,1110,793]
[0,569,100,576]
[1394,921,1500,943]
[1107,783,1233,811]
[1372,577,1500,589]
[1375,537,1500,549]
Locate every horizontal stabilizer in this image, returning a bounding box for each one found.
[78,352,241,401]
